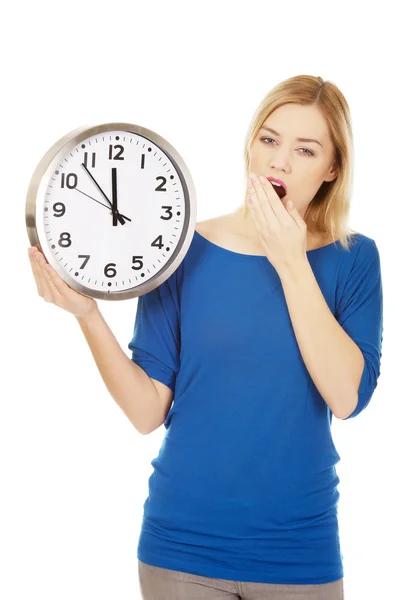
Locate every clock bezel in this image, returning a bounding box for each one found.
[25,122,197,301]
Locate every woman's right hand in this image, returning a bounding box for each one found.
[28,244,98,319]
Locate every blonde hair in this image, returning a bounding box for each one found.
[237,74,359,252]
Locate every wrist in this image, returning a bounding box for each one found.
[278,256,311,286]
[76,303,100,325]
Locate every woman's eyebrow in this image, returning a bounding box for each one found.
[260,126,323,148]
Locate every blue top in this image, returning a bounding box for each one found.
[128,228,383,585]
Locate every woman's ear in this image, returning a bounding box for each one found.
[325,163,339,183]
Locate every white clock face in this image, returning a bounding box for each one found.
[41,130,187,293]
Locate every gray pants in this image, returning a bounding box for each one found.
[138,560,344,599]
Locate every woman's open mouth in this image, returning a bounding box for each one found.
[270,181,287,199]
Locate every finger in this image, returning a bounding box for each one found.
[248,187,267,231]
[35,252,57,302]
[250,175,276,223]
[260,176,290,221]
[29,250,46,297]
[42,262,71,296]
[247,194,264,235]
[38,257,63,303]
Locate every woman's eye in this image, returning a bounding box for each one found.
[260,137,314,157]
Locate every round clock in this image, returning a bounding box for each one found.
[25,122,197,301]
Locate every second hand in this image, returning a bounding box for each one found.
[80,163,131,224]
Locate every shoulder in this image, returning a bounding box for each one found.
[195,215,227,236]
[348,233,380,261]
[194,214,238,249]
[195,213,267,256]
[338,233,381,293]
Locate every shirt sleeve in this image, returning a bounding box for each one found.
[335,237,384,420]
[127,268,181,394]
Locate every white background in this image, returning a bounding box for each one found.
[1,1,398,598]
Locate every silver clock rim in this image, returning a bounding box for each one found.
[25,122,197,301]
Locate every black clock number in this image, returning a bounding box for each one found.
[155,176,167,192]
[78,255,90,269]
[109,145,124,160]
[132,256,144,270]
[58,232,72,248]
[83,152,96,168]
[60,173,78,189]
[160,206,173,220]
[151,235,164,249]
[104,263,117,278]
[53,202,65,217]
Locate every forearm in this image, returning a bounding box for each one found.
[279,258,365,419]
[75,306,162,434]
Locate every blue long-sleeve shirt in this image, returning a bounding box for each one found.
[128,229,383,585]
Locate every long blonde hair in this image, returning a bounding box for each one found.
[237,74,359,251]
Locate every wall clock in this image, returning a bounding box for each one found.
[25,122,197,301]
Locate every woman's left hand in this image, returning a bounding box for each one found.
[247,172,308,276]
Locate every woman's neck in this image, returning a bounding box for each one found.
[229,207,330,251]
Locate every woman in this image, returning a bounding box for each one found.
[28,75,383,599]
